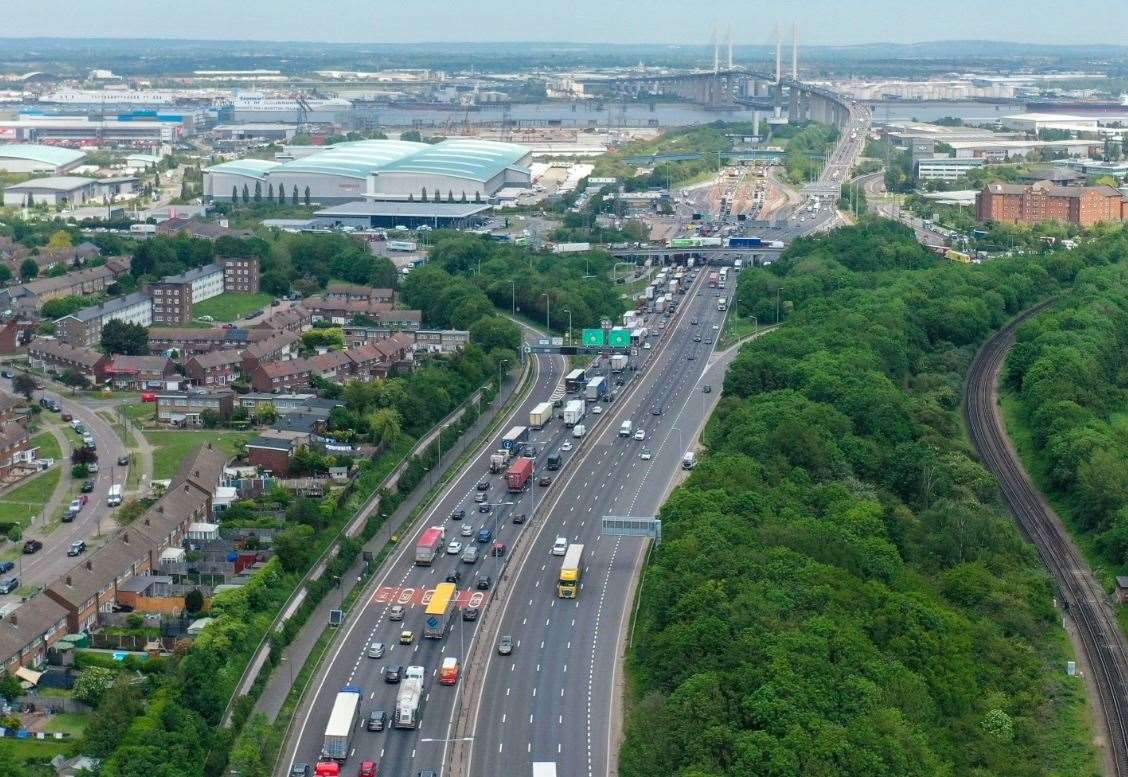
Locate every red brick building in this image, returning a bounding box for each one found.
[186,349,243,386]
[976,181,1128,227]
[219,256,260,294]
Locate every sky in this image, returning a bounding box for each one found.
[1,0,1125,45]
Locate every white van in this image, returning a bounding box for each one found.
[681,451,698,470]
[552,536,568,556]
[107,484,123,507]
[572,424,586,439]
[619,420,632,437]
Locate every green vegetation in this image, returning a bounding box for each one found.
[1003,258,1128,590]
[31,430,61,460]
[622,219,1114,777]
[782,122,838,184]
[192,292,274,322]
[0,467,60,528]
[144,430,251,479]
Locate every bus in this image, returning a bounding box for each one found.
[565,368,587,393]
[557,544,584,598]
[424,582,457,639]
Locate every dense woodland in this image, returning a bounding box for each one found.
[1005,259,1128,573]
[619,220,1128,777]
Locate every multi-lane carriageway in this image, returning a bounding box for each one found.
[282,267,734,777]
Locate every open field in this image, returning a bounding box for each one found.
[144,429,251,479]
[192,292,273,322]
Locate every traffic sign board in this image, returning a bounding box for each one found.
[609,327,631,348]
[582,328,605,347]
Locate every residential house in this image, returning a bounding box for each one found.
[976,180,1128,227]
[0,597,70,671]
[155,388,236,426]
[148,326,271,357]
[186,348,242,386]
[169,443,227,513]
[150,264,223,325]
[55,292,152,348]
[344,326,468,353]
[28,338,110,382]
[324,282,394,303]
[0,264,116,313]
[103,354,176,390]
[239,329,301,375]
[251,306,309,333]
[249,358,313,393]
[246,435,296,476]
[0,421,35,477]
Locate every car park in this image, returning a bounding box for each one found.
[367,642,385,659]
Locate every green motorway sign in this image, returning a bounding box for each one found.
[609,327,631,348]
[582,329,606,347]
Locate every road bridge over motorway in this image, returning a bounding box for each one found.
[607,244,785,264]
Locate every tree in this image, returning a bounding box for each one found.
[100,320,149,355]
[73,666,115,706]
[267,183,274,201]
[185,588,205,613]
[242,183,250,204]
[60,368,89,389]
[273,524,315,572]
[292,185,299,205]
[253,181,262,202]
[83,677,144,758]
[304,185,311,206]
[199,409,220,429]
[71,445,98,466]
[10,373,35,400]
[367,407,402,448]
[0,673,21,702]
[47,229,72,249]
[18,258,38,280]
[421,187,428,202]
[232,185,239,203]
[0,742,28,777]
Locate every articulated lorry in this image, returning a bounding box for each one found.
[585,375,608,402]
[506,456,534,492]
[562,399,585,428]
[394,666,426,729]
[610,354,629,372]
[415,526,445,566]
[321,686,362,761]
[529,402,553,430]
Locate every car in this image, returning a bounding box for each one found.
[117,455,129,466]
[691,318,698,325]
[694,335,702,343]
[476,481,489,492]
[462,607,479,622]
[68,498,82,513]
[366,710,387,732]
[644,342,652,350]
[383,664,403,683]
[388,604,405,622]
[61,413,72,422]
[476,576,492,591]
[0,578,18,595]
[591,405,602,415]
[400,630,414,644]
[0,561,13,574]
[497,635,513,655]
[0,371,10,379]
[712,324,719,330]
[560,441,573,452]
[450,508,465,521]
[290,764,311,777]
[22,539,42,554]
[476,527,493,544]
[445,570,462,584]
[478,503,491,513]
[140,393,156,403]
[460,523,473,537]
[67,541,85,557]
[538,475,552,487]
[640,448,653,460]
[447,540,463,555]
[367,642,385,659]
[705,337,713,344]
[512,512,527,525]
[526,445,538,456]
[62,509,77,523]
[359,760,376,777]
[703,384,712,393]
[552,536,568,556]
[473,491,487,503]
[80,480,94,493]
[88,462,98,473]
[651,406,663,416]
[491,542,506,557]
[418,771,438,777]
[615,377,625,387]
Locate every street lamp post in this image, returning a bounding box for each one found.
[562,308,572,345]
[509,279,516,316]
[541,293,551,332]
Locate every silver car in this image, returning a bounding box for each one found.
[367,641,385,659]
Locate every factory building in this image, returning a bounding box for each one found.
[915,157,985,182]
[0,144,86,174]
[3,177,100,207]
[203,138,531,205]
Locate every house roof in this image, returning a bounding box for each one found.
[28,338,106,368]
[247,435,294,452]
[106,354,172,375]
[187,349,243,369]
[5,176,95,193]
[0,144,85,168]
[0,596,69,664]
[158,263,220,286]
[64,291,150,323]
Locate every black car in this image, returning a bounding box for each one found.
[0,577,18,595]
[80,480,94,493]
[450,508,465,521]
[538,475,552,487]
[476,576,492,591]
[367,710,387,732]
[22,539,42,554]
[651,406,663,416]
[476,481,489,492]
[478,503,491,513]
[703,384,712,393]
[462,607,480,622]
[62,509,77,523]
[290,764,310,777]
[445,570,461,584]
[552,398,564,408]
[117,455,129,466]
[383,665,403,684]
[0,371,10,379]
[512,513,527,524]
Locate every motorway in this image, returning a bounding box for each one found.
[0,377,130,600]
[281,266,727,777]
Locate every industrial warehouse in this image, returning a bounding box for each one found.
[202,137,532,205]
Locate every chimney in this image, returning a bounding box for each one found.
[65,575,72,587]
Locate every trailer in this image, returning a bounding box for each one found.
[424,582,456,639]
[321,686,362,761]
[562,399,585,428]
[585,376,608,402]
[500,425,529,452]
[415,526,444,566]
[387,240,418,252]
[610,354,629,372]
[726,236,763,248]
[529,402,553,430]
[506,456,534,492]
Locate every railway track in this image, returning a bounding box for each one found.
[965,302,1128,777]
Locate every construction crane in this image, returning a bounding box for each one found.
[290,93,314,136]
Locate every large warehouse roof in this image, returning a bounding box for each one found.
[0,143,85,168]
[278,140,428,180]
[205,158,281,180]
[6,176,94,192]
[381,139,530,182]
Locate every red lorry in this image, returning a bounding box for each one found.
[506,457,534,493]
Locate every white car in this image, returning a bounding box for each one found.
[634,429,645,441]
[644,342,652,350]
[367,641,385,659]
[640,448,652,460]
[561,441,573,451]
[551,536,568,556]
[712,324,719,330]
[591,405,602,415]
[461,523,473,537]
[447,540,464,555]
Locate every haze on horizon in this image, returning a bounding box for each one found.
[0,0,1123,46]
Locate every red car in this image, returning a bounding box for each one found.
[491,542,506,557]
[140,392,156,402]
[314,764,339,777]
[358,762,377,777]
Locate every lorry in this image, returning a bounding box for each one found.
[529,402,553,430]
[562,399,585,428]
[387,240,418,252]
[415,526,445,566]
[489,450,510,474]
[610,354,629,372]
[500,425,529,452]
[717,298,727,312]
[557,544,585,598]
[654,295,668,314]
[424,582,456,639]
[552,242,592,253]
[585,376,608,402]
[506,456,534,492]
[726,236,763,248]
[394,666,426,729]
[321,686,363,761]
[619,420,632,437]
[565,368,587,394]
[707,271,719,288]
